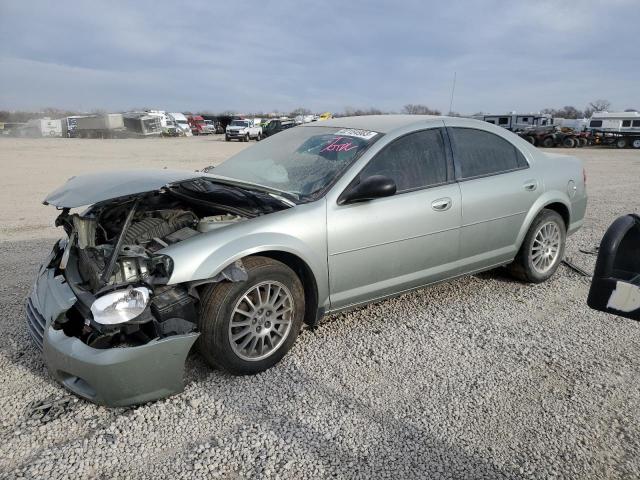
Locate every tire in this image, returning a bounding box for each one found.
[256,132,262,141]
[244,133,250,142]
[616,138,627,149]
[197,256,305,375]
[562,137,576,148]
[578,137,588,147]
[508,209,566,283]
[225,135,230,142]
[542,136,555,148]
[632,138,640,149]
[524,136,536,145]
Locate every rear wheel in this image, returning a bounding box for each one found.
[542,136,555,148]
[578,137,588,147]
[508,209,566,283]
[616,138,627,149]
[198,256,305,375]
[524,136,536,145]
[562,137,576,148]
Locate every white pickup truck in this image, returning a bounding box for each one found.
[225,119,262,142]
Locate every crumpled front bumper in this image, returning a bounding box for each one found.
[26,258,199,407]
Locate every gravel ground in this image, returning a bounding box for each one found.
[0,139,639,479]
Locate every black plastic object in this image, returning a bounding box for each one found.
[587,214,640,321]
[339,175,397,204]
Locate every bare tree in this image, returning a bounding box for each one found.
[402,104,441,115]
[342,106,384,116]
[289,107,311,117]
[584,99,611,118]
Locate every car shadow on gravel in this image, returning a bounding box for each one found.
[221,369,525,478]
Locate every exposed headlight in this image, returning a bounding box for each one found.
[91,287,150,325]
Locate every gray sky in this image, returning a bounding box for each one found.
[0,0,637,114]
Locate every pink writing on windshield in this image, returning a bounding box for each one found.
[320,137,358,153]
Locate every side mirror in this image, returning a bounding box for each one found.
[587,214,640,321]
[339,175,396,205]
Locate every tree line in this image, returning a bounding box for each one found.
[1,100,637,123]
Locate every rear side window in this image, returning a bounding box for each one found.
[359,128,448,192]
[622,120,631,127]
[633,120,640,127]
[590,120,603,127]
[449,128,528,179]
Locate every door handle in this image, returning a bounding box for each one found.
[523,180,538,191]
[431,197,452,211]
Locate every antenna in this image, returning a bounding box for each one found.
[448,71,457,115]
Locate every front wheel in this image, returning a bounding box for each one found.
[508,209,566,283]
[616,138,627,149]
[198,256,305,375]
[631,138,640,149]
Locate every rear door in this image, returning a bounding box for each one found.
[327,127,462,309]
[446,125,538,273]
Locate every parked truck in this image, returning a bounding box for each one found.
[122,112,163,137]
[188,115,208,135]
[225,118,262,141]
[76,114,126,138]
[168,113,192,136]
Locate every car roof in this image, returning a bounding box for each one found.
[304,115,445,133]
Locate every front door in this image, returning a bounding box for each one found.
[326,128,462,310]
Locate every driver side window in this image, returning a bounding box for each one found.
[359,128,448,193]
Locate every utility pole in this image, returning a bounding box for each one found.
[448,71,457,115]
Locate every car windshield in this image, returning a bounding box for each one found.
[212,126,381,199]
[231,120,249,127]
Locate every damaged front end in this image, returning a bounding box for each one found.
[27,172,288,406]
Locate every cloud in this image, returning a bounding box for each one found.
[0,0,638,113]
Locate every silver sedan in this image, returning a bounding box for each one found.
[28,115,587,406]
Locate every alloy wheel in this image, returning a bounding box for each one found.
[531,221,561,274]
[228,281,294,361]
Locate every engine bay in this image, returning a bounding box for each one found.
[50,178,291,349]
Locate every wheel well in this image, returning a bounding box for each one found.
[544,202,570,228]
[249,251,320,327]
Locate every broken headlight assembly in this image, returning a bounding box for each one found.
[90,286,150,325]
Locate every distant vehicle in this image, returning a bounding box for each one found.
[168,113,192,137]
[204,120,217,134]
[473,113,553,131]
[225,119,262,141]
[76,114,126,138]
[588,112,640,148]
[61,116,86,138]
[24,118,63,137]
[262,119,296,138]
[318,112,333,121]
[188,115,208,135]
[146,110,180,137]
[123,113,163,137]
[518,125,589,148]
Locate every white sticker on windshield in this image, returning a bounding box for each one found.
[334,128,378,140]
